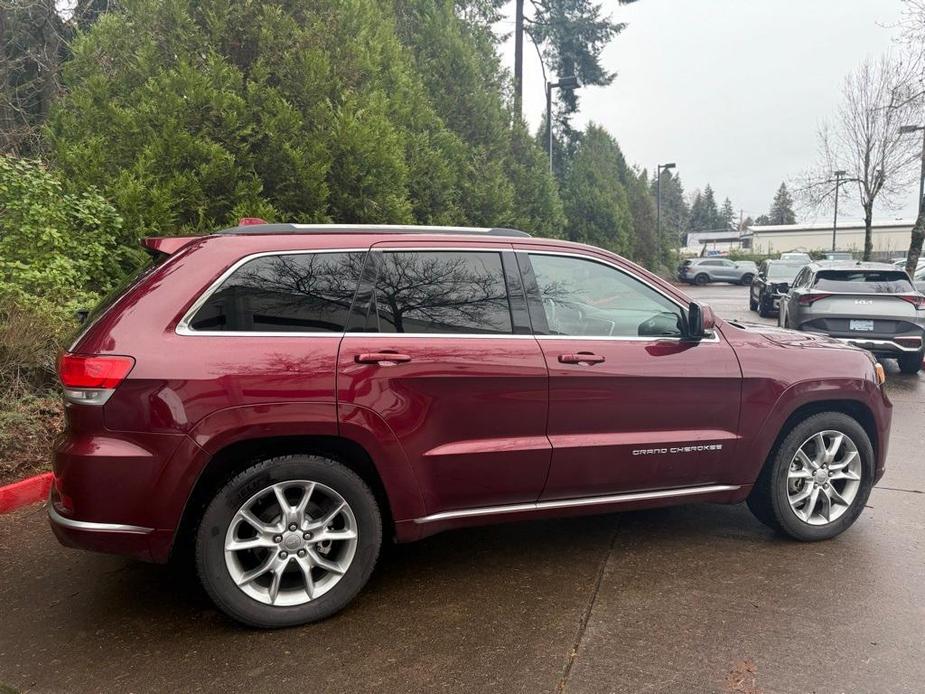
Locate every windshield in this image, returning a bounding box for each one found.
[767,263,801,281]
[812,270,914,293]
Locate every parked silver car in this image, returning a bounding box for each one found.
[778,261,925,374]
[678,258,758,286]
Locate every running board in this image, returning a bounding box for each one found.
[412,484,741,524]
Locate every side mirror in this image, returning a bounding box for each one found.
[686,302,715,340]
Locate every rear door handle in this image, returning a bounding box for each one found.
[355,352,412,365]
[558,352,605,365]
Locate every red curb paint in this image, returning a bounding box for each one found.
[0,472,53,514]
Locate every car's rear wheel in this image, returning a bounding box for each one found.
[196,455,382,628]
[747,412,874,541]
[897,350,923,375]
[694,273,709,286]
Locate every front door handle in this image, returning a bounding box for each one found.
[558,352,605,365]
[355,352,412,365]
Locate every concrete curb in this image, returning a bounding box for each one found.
[0,472,53,514]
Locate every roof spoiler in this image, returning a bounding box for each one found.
[140,236,199,259]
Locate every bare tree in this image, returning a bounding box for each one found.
[895,0,925,274]
[799,54,922,260]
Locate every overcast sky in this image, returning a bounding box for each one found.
[503,0,919,224]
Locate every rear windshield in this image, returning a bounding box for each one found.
[766,264,801,281]
[812,270,913,293]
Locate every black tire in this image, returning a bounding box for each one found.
[757,296,771,318]
[897,350,923,375]
[746,412,875,541]
[196,455,382,628]
[740,273,754,286]
[694,273,709,286]
[749,293,758,311]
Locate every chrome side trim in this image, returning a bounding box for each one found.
[412,484,741,524]
[48,505,153,534]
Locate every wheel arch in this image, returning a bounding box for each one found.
[758,398,878,480]
[171,434,400,562]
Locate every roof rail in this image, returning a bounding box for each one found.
[214,223,531,238]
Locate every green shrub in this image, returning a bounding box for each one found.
[0,156,132,317]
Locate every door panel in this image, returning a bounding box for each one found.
[517,249,742,499]
[337,245,551,514]
[537,337,741,498]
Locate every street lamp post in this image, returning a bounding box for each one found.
[546,76,579,173]
[656,162,676,261]
[831,170,847,252]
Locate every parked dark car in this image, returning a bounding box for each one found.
[778,261,925,374]
[678,258,757,285]
[749,260,805,317]
[50,224,891,627]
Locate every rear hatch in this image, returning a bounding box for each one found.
[799,269,924,338]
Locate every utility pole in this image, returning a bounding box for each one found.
[514,0,524,120]
[831,170,846,252]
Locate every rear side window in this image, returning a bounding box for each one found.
[812,270,914,294]
[188,252,365,332]
[369,251,512,334]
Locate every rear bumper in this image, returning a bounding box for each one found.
[48,488,155,561]
[833,336,923,357]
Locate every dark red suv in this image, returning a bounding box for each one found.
[49,224,892,627]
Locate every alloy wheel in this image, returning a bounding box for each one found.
[786,430,862,526]
[224,480,358,606]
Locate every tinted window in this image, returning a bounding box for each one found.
[529,254,683,338]
[370,251,512,334]
[812,270,914,294]
[189,252,365,332]
[701,260,722,266]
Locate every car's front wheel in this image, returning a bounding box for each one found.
[757,295,771,318]
[897,350,923,375]
[747,412,874,541]
[196,455,382,628]
[740,273,754,286]
[749,292,758,311]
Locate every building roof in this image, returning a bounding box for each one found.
[748,219,916,234]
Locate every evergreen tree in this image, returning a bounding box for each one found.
[47,0,564,238]
[689,185,722,232]
[560,124,633,253]
[651,169,689,252]
[720,197,736,230]
[526,1,637,124]
[754,214,772,226]
[768,182,797,225]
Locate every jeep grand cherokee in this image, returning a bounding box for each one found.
[49,223,892,627]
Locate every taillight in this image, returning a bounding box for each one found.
[57,353,135,405]
[896,294,925,309]
[798,293,830,306]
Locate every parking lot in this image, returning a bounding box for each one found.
[1,283,923,694]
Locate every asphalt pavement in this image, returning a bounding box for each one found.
[1,283,922,693]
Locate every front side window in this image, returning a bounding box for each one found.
[369,251,513,334]
[529,254,684,338]
[188,252,365,332]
